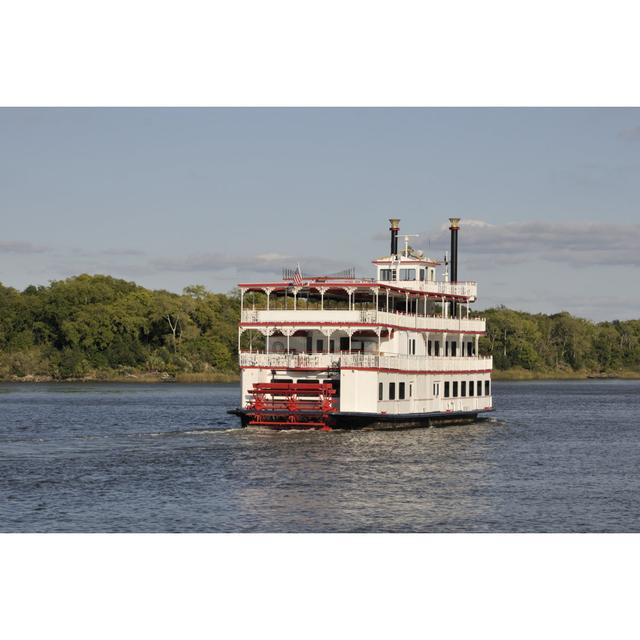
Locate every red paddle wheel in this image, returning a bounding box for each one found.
[246,383,336,430]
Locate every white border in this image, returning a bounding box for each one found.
[1,0,640,106]
[2,533,638,639]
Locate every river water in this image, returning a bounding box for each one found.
[1,380,639,532]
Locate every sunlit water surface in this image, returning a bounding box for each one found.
[1,380,639,532]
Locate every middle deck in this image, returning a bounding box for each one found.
[241,308,485,334]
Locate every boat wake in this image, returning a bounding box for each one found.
[147,426,241,437]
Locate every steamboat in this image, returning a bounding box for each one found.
[229,218,492,430]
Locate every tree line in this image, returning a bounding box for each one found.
[479,306,640,374]
[0,274,638,379]
[0,275,241,380]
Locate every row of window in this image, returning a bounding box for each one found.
[427,340,475,357]
[379,268,428,282]
[444,380,490,398]
[379,381,413,400]
[378,379,491,401]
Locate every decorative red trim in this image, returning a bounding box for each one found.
[240,321,484,335]
[242,366,332,371]
[238,281,475,301]
[343,367,492,375]
[241,365,492,375]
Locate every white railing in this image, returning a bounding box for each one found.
[428,281,477,298]
[339,354,492,371]
[241,309,362,323]
[241,308,485,333]
[239,352,341,369]
[374,311,484,333]
[239,352,492,372]
[375,281,478,297]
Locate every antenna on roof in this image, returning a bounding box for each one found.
[403,234,419,257]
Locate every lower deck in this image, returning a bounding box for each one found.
[240,367,493,416]
[230,406,491,430]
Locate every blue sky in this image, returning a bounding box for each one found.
[1,107,639,320]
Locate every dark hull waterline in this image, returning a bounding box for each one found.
[228,407,493,430]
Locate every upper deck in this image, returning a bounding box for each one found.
[238,278,478,301]
[237,217,483,337]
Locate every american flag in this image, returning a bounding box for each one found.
[293,264,304,287]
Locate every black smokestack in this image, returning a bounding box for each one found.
[449,218,460,318]
[449,217,460,282]
[389,218,400,256]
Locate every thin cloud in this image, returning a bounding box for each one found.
[480,291,640,322]
[151,252,355,277]
[419,220,640,268]
[0,241,49,254]
[69,247,147,258]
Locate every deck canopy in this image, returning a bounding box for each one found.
[238,279,473,303]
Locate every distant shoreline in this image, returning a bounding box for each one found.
[2,369,640,384]
[0,372,241,384]
[492,368,640,381]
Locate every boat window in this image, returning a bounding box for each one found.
[467,342,472,357]
[477,380,482,396]
[306,336,313,353]
[451,341,457,357]
[461,381,466,397]
[298,379,318,385]
[272,378,292,384]
[419,269,425,281]
[434,341,440,356]
[485,381,491,396]
[453,381,458,397]
[378,382,383,401]
[316,339,323,353]
[427,340,432,356]
[433,382,440,397]
[409,384,412,397]
[399,382,405,399]
[389,382,396,400]
[339,337,349,352]
[380,269,397,281]
[329,340,335,353]
[469,381,475,396]
[444,381,450,398]
[399,268,416,281]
